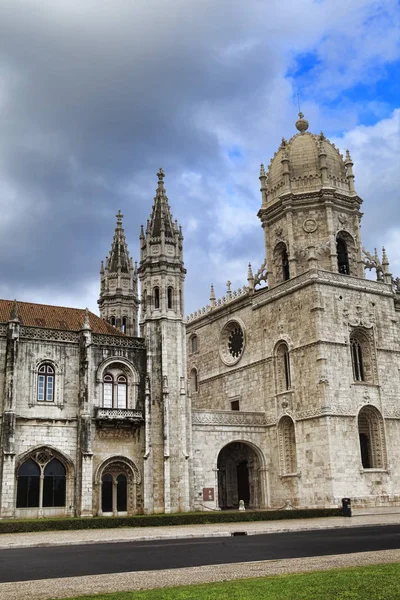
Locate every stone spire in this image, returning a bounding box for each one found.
[147,168,176,240]
[139,168,185,321]
[106,210,132,274]
[98,210,139,336]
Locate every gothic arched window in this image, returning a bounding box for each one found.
[43,459,66,507]
[17,456,66,508]
[350,330,373,383]
[122,317,127,334]
[358,406,386,469]
[278,416,297,474]
[154,287,160,309]
[275,342,291,393]
[37,363,55,403]
[16,458,40,508]
[337,238,350,274]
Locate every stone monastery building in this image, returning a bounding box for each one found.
[1,114,400,519]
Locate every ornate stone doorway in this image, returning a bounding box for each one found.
[96,456,141,516]
[217,442,262,509]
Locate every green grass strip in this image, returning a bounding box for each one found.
[49,563,400,600]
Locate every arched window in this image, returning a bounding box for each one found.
[275,342,291,393]
[117,474,127,512]
[103,369,128,409]
[110,316,116,327]
[350,330,373,383]
[16,455,66,509]
[278,416,297,475]
[43,459,66,507]
[358,406,386,469]
[190,334,198,354]
[282,247,290,281]
[351,338,364,381]
[273,242,290,284]
[101,469,130,515]
[167,287,173,309]
[122,317,127,334]
[103,374,113,408]
[16,458,40,508]
[190,368,198,394]
[101,473,113,513]
[154,287,160,309]
[38,363,55,403]
[337,238,350,274]
[117,375,127,408]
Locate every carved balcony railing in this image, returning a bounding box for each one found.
[95,407,144,428]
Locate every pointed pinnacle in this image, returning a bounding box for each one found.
[382,246,389,265]
[9,299,20,322]
[116,209,123,225]
[247,262,254,280]
[82,307,91,330]
[260,163,266,177]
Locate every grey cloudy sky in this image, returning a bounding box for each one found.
[0,0,399,315]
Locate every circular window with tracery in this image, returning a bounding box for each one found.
[220,320,245,365]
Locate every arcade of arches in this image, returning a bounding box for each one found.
[217,442,264,509]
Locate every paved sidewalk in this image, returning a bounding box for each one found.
[0,506,399,549]
[1,508,400,600]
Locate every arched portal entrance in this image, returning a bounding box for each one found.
[96,456,141,516]
[217,442,262,509]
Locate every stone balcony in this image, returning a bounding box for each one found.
[95,407,144,428]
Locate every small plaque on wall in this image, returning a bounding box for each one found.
[203,487,214,501]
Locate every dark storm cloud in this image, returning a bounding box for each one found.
[0,1,399,312]
[0,0,280,309]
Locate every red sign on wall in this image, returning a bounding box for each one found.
[203,487,215,501]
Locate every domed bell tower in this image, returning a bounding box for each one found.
[139,168,190,514]
[258,113,364,288]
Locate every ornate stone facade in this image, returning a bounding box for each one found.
[0,115,399,518]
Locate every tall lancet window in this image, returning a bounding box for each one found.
[282,247,290,281]
[154,287,160,309]
[337,238,350,274]
[167,287,173,310]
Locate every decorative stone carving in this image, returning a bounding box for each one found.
[303,218,317,233]
[192,410,268,426]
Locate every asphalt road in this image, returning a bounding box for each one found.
[1,524,399,583]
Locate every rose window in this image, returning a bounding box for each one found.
[228,326,244,358]
[220,320,245,366]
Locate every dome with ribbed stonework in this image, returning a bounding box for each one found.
[265,115,352,202]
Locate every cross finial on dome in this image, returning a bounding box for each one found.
[295,111,309,133]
